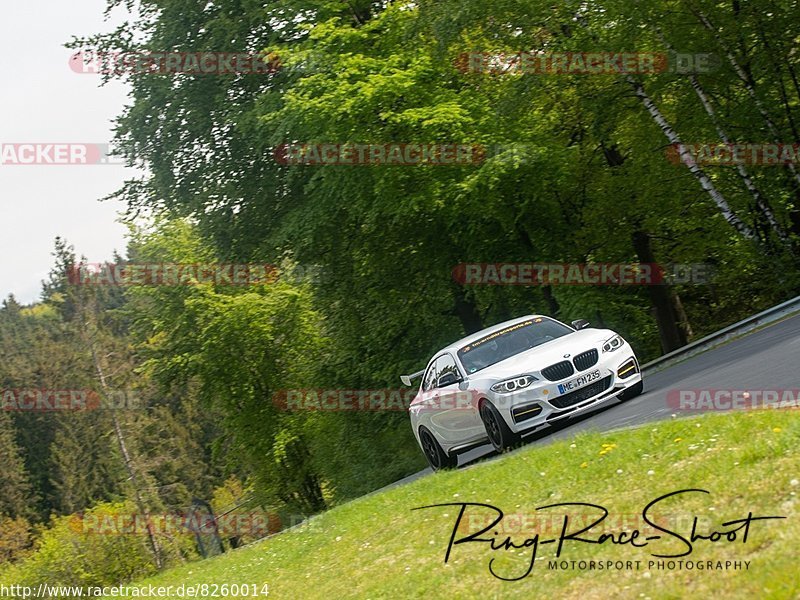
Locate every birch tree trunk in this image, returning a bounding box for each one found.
[690,7,800,189]
[686,74,791,246]
[77,292,164,571]
[654,29,790,246]
[626,76,756,239]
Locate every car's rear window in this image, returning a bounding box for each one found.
[458,317,573,374]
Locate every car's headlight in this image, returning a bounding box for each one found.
[491,375,537,394]
[602,335,624,353]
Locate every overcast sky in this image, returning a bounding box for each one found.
[0,0,136,305]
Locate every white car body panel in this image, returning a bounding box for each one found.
[407,315,642,458]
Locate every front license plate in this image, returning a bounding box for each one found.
[557,369,601,395]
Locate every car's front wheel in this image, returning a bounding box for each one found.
[418,427,457,471]
[479,400,521,453]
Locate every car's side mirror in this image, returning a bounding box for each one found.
[437,372,460,388]
[571,319,591,330]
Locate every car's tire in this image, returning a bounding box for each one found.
[618,379,644,401]
[479,400,521,453]
[418,427,457,471]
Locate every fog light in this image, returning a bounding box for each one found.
[617,358,638,379]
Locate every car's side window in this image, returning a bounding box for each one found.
[422,359,439,391]
[435,354,460,387]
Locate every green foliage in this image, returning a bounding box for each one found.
[0,412,34,519]
[125,219,330,513]
[0,502,183,587]
[3,0,799,580]
[0,516,33,565]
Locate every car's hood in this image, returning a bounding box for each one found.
[464,328,615,382]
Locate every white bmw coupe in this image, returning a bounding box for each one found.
[401,315,643,470]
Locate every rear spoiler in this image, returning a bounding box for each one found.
[400,370,425,387]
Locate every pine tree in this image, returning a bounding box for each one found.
[0,411,35,518]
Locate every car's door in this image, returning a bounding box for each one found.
[429,353,483,444]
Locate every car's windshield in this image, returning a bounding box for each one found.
[458,317,573,374]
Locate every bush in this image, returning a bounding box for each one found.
[0,515,33,564]
[0,501,199,588]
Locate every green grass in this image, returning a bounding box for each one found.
[113,410,800,599]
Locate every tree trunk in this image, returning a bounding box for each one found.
[541,285,561,317]
[685,74,791,247]
[627,77,756,239]
[515,223,561,317]
[753,17,800,142]
[690,6,800,194]
[671,291,694,341]
[451,284,484,334]
[654,29,789,244]
[632,231,688,353]
[78,293,163,570]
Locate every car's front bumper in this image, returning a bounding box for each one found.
[490,348,642,435]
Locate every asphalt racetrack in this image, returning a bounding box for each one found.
[399,311,800,482]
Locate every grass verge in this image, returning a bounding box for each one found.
[110,410,800,599]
